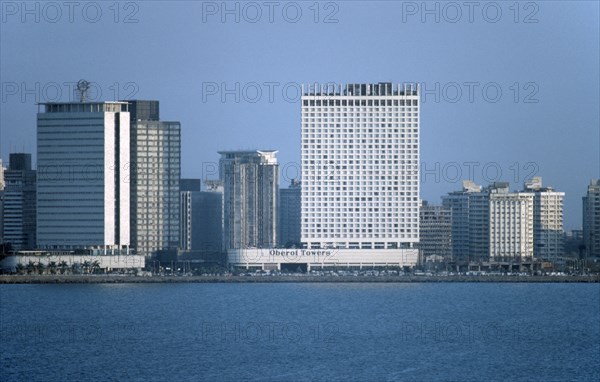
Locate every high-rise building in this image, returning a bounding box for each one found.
[523,177,564,260]
[180,179,223,255]
[37,102,130,249]
[489,186,534,262]
[583,179,600,258]
[219,150,278,250]
[2,153,36,250]
[180,178,200,251]
[0,159,4,244]
[418,201,452,260]
[278,179,301,247]
[300,82,420,266]
[442,180,489,262]
[128,100,181,258]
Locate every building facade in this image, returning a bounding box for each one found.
[418,201,452,260]
[489,187,534,262]
[2,153,37,250]
[524,177,564,260]
[180,179,223,255]
[583,179,600,258]
[442,180,489,262]
[37,102,130,249]
[277,179,301,247]
[297,82,420,267]
[220,150,278,250]
[129,100,181,258]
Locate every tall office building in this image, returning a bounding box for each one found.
[0,159,4,244]
[583,179,600,258]
[299,82,419,267]
[37,102,130,249]
[180,178,200,251]
[442,181,490,262]
[418,201,452,260]
[523,177,564,260]
[278,179,301,247]
[219,150,278,250]
[128,100,181,258]
[180,179,223,255]
[489,186,534,261]
[2,153,36,250]
[0,159,5,190]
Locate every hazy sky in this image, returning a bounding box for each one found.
[1,1,598,229]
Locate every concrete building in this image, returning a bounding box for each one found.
[0,159,4,244]
[128,100,181,259]
[295,82,420,268]
[179,179,223,257]
[278,179,301,247]
[219,150,278,250]
[583,179,600,258]
[489,185,534,262]
[2,153,37,250]
[418,201,452,261]
[37,101,130,249]
[442,180,489,262]
[523,177,564,260]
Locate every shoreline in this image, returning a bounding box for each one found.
[1,274,599,284]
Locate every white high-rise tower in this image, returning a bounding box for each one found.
[37,101,130,249]
[300,82,420,266]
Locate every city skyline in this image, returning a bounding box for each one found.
[1,2,598,230]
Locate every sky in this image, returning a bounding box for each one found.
[0,0,598,229]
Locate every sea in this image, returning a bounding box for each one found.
[1,283,599,381]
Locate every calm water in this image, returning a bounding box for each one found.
[1,283,599,381]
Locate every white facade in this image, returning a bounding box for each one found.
[301,83,420,252]
[227,248,419,270]
[37,102,130,248]
[489,191,534,261]
[524,177,564,259]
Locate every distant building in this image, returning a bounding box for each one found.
[418,201,452,260]
[0,159,4,244]
[278,179,301,247]
[489,185,534,262]
[523,177,564,260]
[128,100,181,259]
[301,83,420,255]
[2,154,36,250]
[37,101,131,249]
[442,180,489,262]
[583,179,600,258]
[3,154,36,249]
[443,181,536,262]
[219,150,278,250]
[179,179,223,257]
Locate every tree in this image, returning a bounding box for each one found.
[36,261,45,275]
[26,261,36,275]
[16,263,25,275]
[91,260,101,274]
[82,261,91,274]
[48,262,58,275]
[58,261,68,275]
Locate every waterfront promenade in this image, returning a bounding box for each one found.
[1,274,598,284]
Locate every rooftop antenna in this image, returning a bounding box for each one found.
[76,79,90,103]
